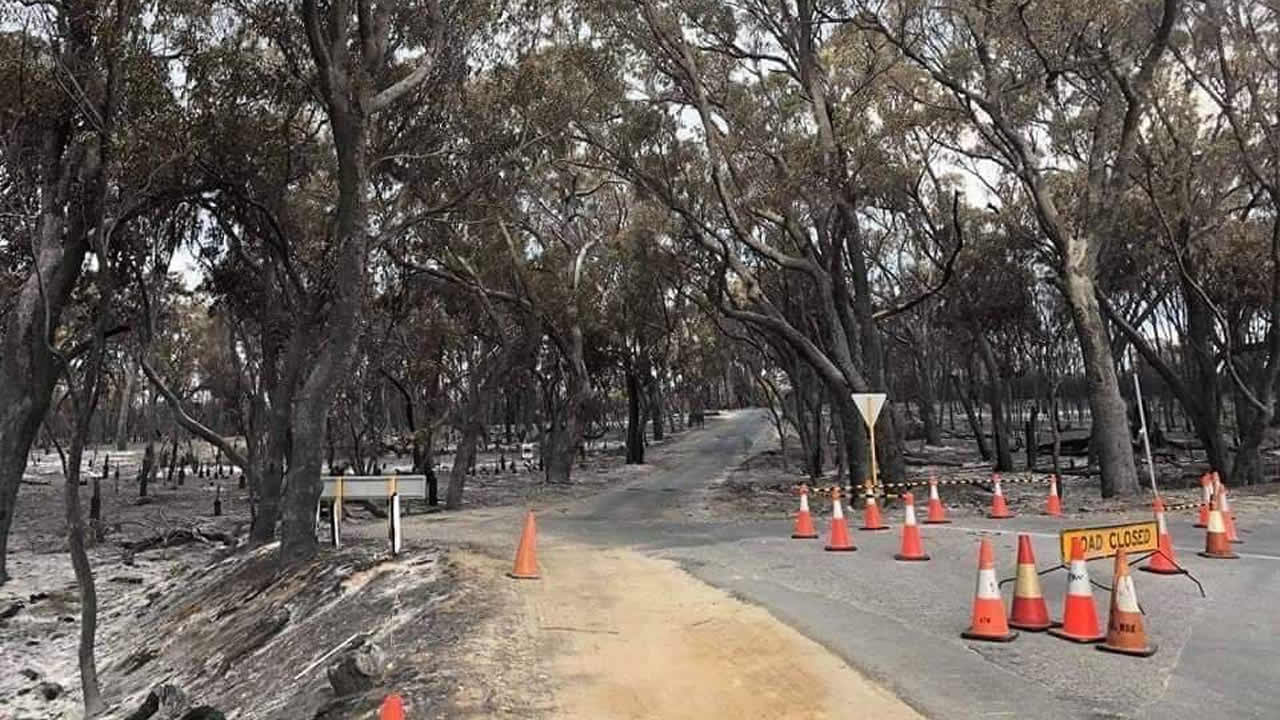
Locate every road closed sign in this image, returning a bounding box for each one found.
[1059,521,1159,563]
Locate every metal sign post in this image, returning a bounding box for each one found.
[851,393,887,495]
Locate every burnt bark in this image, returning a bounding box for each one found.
[625,368,644,464]
[976,334,1013,471]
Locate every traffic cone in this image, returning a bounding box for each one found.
[1048,537,1105,643]
[894,493,929,561]
[1193,474,1212,528]
[1140,498,1183,575]
[1097,550,1158,657]
[380,693,406,720]
[791,484,819,539]
[824,487,856,552]
[508,510,539,579]
[961,537,1018,642]
[923,476,950,524]
[988,474,1014,519]
[1220,485,1242,544]
[1044,475,1062,516]
[860,489,889,531]
[1199,490,1239,559]
[1008,534,1054,631]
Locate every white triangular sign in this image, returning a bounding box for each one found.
[851,393,887,429]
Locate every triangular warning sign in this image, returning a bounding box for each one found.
[851,393,887,429]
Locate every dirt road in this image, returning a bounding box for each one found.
[453,541,919,720]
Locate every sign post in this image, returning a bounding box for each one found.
[851,393,887,495]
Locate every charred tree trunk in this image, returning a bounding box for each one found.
[977,334,1013,471]
[952,374,990,461]
[625,367,644,464]
[446,422,481,510]
[648,375,664,442]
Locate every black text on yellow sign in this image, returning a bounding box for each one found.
[1058,521,1159,563]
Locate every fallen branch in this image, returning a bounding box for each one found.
[121,527,237,552]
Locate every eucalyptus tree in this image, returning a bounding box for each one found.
[857,0,1182,495]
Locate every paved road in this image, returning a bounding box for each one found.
[543,409,1280,720]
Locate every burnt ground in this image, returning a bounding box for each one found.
[2,423,695,719]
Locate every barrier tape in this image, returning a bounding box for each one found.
[790,482,1209,515]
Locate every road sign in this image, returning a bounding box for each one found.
[851,393,886,429]
[1059,521,1159,563]
[851,393,888,491]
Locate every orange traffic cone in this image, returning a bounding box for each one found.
[380,693,405,720]
[1220,485,1242,544]
[1097,550,1158,657]
[923,476,950,524]
[1008,534,1054,631]
[1140,498,1183,575]
[988,474,1014,519]
[1199,490,1239,559]
[860,489,889,531]
[1048,537,1105,643]
[1193,474,1212,528]
[824,487,856,552]
[508,510,540,579]
[1044,475,1062,516]
[894,493,929,561]
[791,484,819,539]
[961,537,1018,642]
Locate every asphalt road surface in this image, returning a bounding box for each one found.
[548,409,1280,720]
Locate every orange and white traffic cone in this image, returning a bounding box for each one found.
[1008,534,1054,631]
[1199,490,1239,560]
[860,489,889,531]
[508,510,540,579]
[825,487,856,552]
[1220,485,1242,544]
[1097,550,1158,657]
[1193,474,1212,528]
[988,473,1014,519]
[923,476,950,524]
[1048,537,1105,643]
[791,484,819,539]
[1140,497,1183,575]
[1044,475,1063,516]
[961,537,1018,642]
[894,493,929,561]
[380,693,406,720]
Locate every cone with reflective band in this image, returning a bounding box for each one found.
[923,476,950,524]
[1098,550,1158,657]
[1048,537,1105,643]
[961,537,1018,642]
[860,489,889,531]
[1044,475,1062,516]
[824,488,856,552]
[508,510,540,579]
[380,693,406,720]
[1140,498,1183,575]
[1220,485,1242,544]
[1193,474,1212,528]
[987,474,1014,519]
[894,493,929,561]
[791,484,819,539]
[1199,491,1239,559]
[1008,534,1054,631]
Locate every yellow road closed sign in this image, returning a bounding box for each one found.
[1059,521,1159,563]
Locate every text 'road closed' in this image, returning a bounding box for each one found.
[1058,521,1159,563]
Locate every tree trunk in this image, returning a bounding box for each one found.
[1064,271,1140,496]
[138,443,155,498]
[914,351,942,445]
[446,422,480,510]
[625,368,644,464]
[977,335,1013,471]
[114,361,135,451]
[1026,405,1039,471]
[953,374,990,460]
